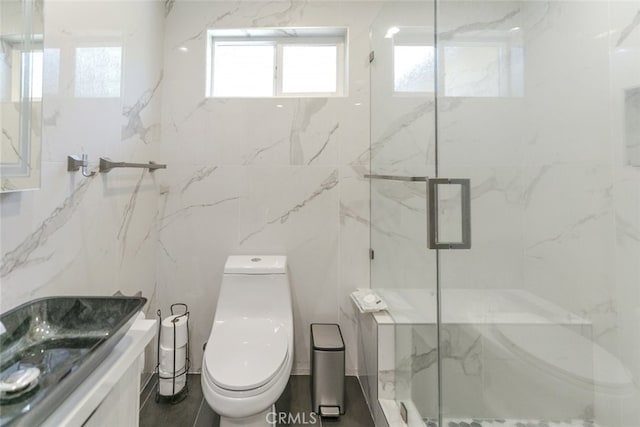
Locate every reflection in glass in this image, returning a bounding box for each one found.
[282,45,337,93]
[391,35,523,97]
[0,48,10,101]
[0,36,43,102]
[394,45,434,93]
[43,48,60,96]
[74,47,122,98]
[28,50,43,98]
[442,42,523,97]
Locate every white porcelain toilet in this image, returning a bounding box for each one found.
[201,255,293,427]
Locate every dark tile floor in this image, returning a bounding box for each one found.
[139,375,375,427]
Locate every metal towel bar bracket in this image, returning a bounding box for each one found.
[99,157,167,173]
[67,154,96,177]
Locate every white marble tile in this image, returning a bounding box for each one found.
[156,164,242,372]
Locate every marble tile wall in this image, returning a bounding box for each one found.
[0,0,164,370]
[157,1,376,375]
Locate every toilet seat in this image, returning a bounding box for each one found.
[205,319,288,392]
[203,351,289,398]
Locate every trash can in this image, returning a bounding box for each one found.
[310,323,345,418]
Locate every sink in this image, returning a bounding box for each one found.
[0,296,147,427]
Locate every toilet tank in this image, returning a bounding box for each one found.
[215,256,291,326]
[224,255,287,275]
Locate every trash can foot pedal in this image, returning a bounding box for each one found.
[319,406,340,418]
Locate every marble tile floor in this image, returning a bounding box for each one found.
[429,419,600,427]
[139,374,375,427]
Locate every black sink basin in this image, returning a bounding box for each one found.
[0,296,147,427]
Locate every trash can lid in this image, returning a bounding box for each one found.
[311,324,344,350]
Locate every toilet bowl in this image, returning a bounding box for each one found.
[201,255,293,427]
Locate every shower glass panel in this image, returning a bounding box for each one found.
[371,0,640,426]
[436,1,640,427]
[369,1,439,423]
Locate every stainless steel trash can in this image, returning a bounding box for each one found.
[311,323,345,418]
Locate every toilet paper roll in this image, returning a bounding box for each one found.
[160,314,188,348]
[159,344,186,373]
[158,372,186,396]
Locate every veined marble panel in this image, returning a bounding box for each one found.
[156,164,242,374]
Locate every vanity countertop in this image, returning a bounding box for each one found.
[40,319,156,427]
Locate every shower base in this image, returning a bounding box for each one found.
[423,418,599,427]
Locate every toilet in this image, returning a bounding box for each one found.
[201,255,293,427]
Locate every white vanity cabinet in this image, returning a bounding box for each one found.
[41,319,156,427]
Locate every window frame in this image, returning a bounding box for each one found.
[207,28,347,98]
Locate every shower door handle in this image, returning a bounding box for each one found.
[364,174,471,249]
[427,178,471,249]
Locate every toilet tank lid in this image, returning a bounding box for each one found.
[224,255,287,274]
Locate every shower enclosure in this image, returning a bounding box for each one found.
[369,1,640,426]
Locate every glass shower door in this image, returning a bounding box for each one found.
[369,1,439,424]
[435,1,640,426]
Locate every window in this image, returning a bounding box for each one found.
[207,28,347,98]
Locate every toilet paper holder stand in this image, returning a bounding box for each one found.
[155,303,190,404]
